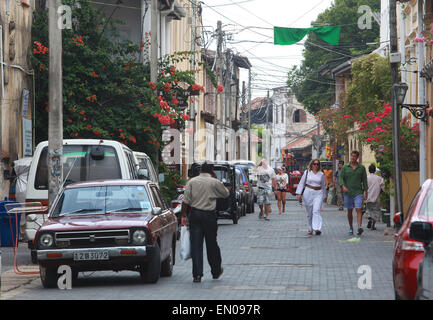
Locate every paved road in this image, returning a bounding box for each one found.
[1,196,396,300]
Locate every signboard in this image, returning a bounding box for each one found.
[22,118,32,157]
[22,89,30,117]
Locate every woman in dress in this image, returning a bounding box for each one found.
[275,167,289,214]
[296,159,327,235]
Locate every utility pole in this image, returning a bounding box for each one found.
[190,0,197,164]
[214,21,222,160]
[248,68,252,160]
[226,49,233,159]
[150,0,158,84]
[48,0,63,206]
[390,0,403,216]
[418,0,426,186]
[266,90,270,160]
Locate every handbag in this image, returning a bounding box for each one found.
[301,170,309,195]
[179,225,191,261]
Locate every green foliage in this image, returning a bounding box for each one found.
[158,163,187,204]
[287,0,380,114]
[31,0,198,164]
[344,54,392,117]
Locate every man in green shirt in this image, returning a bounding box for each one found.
[339,150,368,236]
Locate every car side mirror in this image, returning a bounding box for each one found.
[409,221,433,245]
[138,168,149,180]
[393,212,402,228]
[152,207,162,215]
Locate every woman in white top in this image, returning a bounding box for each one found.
[275,167,289,214]
[296,159,327,235]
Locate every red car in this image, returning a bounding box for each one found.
[393,179,433,300]
[35,180,177,288]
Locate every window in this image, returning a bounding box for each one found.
[35,145,121,190]
[293,109,307,123]
[281,105,284,123]
[419,190,433,218]
[124,150,138,179]
[51,185,152,216]
[150,186,168,209]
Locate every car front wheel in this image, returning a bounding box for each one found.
[160,244,174,277]
[140,243,161,283]
[40,265,58,288]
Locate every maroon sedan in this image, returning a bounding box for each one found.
[393,179,433,299]
[35,180,177,288]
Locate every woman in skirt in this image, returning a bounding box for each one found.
[275,167,289,214]
[296,160,327,235]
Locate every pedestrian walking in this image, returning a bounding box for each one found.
[365,164,385,231]
[338,150,368,236]
[252,159,277,221]
[323,164,333,190]
[275,167,289,214]
[296,159,327,235]
[180,161,229,283]
[334,160,344,211]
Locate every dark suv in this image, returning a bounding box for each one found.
[188,161,245,224]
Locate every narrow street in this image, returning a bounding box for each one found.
[1,196,395,300]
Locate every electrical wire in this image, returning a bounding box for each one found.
[200,0,257,8]
[226,0,273,27]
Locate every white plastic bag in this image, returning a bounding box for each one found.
[179,225,191,261]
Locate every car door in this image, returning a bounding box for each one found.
[149,185,172,258]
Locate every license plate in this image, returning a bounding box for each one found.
[73,251,109,261]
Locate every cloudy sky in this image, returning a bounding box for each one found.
[199,0,335,99]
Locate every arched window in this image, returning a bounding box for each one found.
[293,109,307,123]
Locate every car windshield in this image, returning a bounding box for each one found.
[419,190,433,219]
[51,185,152,217]
[35,145,121,190]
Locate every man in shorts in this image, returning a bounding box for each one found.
[252,159,277,221]
[339,150,368,236]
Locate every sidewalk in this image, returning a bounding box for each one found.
[1,243,40,300]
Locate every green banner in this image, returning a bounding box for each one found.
[274,26,341,46]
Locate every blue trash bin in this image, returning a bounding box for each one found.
[0,199,20,247]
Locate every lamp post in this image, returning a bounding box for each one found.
[393,82,430,220]
[392,83,404,218]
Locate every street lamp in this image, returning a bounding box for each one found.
[393,82,430,123]
[394,82,408,105]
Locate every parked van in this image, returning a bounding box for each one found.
[25,139,140,261]
[133,151,159,187]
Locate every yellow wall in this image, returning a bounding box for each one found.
[402,171,420,216]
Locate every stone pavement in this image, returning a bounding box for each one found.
[1,196,396,300]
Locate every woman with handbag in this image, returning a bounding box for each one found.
[296,159,327,235]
